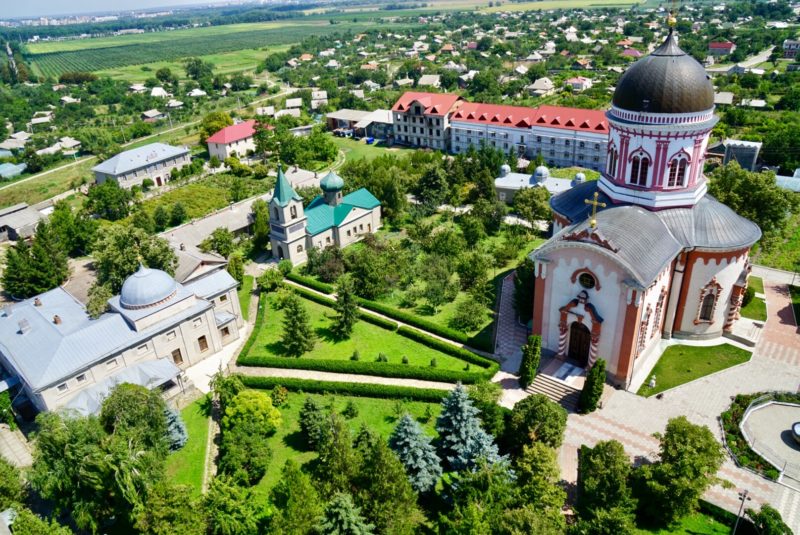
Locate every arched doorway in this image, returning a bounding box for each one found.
[276,245,284,260]
[568,322,591,367]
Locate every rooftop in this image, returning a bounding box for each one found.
[305,188,380,235]
[206,120,257,145]
[92,143,189,177]
[392,91,463,116]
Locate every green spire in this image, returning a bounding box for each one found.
[273,163,301,207]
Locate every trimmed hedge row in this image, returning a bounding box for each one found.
[290,285,398,331]
[287,271,494,353]
[237,294,266,361]
[397,326,499,373]
[238,375,450,401]
[237,355,490,383]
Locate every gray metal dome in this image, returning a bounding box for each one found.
[499,163,511,177]
[612,29,714,114]
[534,165,550,182]
[119,265,177,309]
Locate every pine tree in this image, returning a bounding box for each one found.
[280,292,316,357]
[1,238,35,298]
[389,414,442,493]
[436,384,502,471]
[164,406,188,451]
[299,396,329,451]
[579,358,606,414]
[30,221,69,293]
[333,274,359,339]
[518,335,541,389]
[317,493,375,535]
[269,460,323,534]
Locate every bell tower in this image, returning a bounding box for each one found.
[269,164,308,265]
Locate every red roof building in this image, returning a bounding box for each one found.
[621,48,643,58]
[392,92,464,151]
[709,41,736,55]
[206,120,271,160]
[392,91,463,116]
[450,102,537,128]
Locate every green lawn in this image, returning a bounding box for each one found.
[166,397,211,496]
[740,296,767,322]
[331,136,413,163]
[248,294,471,371]
[238,275,254,322]
[790,286,800,325]
[637,344,751,397]
[634,512,730,534]
[549,166,601,181]
[754,211,800,271]
[748,276,764,294]
[253,391,440,497]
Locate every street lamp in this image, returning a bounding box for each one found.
[732,489,751,535]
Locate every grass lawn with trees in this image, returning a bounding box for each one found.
[245,293,476,372]
[253,391,441,496]
[638,344,751,397]
[165,397,211,496]
[635,512,731,534]
[238,275,254,321]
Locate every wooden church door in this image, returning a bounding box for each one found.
[568,322,591,367]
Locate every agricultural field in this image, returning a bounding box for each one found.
[482,0,641,13]
[25,20,390,78]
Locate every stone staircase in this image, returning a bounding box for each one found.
[526,373,581,412]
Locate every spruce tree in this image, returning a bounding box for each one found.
[436,384,502,471]
[318,493,375,535]
[579,358,607,414]
[164,406,188,451]
[280,292,316,357]
[315,413,360,497]
[2,238,35,298]
[518,335,541,389]
[333,274,359,339]
[30,221,69,293]
[389,414,442,493]
[269,460,324,534]
[299,396,329,451]
[227,252,244,287]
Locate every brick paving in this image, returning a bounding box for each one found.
[559,280,800,531]
[494,272,529,372]
[0,425,32,468]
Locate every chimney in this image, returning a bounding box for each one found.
[18,319,31,334]
[53,315,61,325]
[34,297,42,307]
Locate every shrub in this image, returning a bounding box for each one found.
[518,335,541,389]
[430,358,438,368]
[402,355,409,365]
[342,400,359,419]
[579,359,606,414]
[141,178,155,191]
[278,259,294,276]
[270,385,289,407]
[239,375,449,401]
[257,269,284,293]
[396,326,498,371]
[742,286,756,307]
[351,350,360,361]
[376,353,389,363]
[286,271,334,294]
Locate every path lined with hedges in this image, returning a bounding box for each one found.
[230,364,456,391]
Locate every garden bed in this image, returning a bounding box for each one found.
[720,391,800,481]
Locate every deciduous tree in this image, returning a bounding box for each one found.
[513,186,551,223]
[92,224,177,293]
[747,504,792,535]
[505,393,567,454]
[86,180,133,221]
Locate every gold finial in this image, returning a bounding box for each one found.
[584,192,607,229]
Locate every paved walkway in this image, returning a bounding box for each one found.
[231,364,456,390]
[559,278,800,531]
[0,425,32,468]
[492,272,531,407]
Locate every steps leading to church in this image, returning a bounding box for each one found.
[526,373,581,412]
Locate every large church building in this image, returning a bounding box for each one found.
[530,29,761,390]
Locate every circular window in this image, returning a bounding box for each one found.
[578,273,596,290]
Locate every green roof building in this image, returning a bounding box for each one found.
[269,169,382,265]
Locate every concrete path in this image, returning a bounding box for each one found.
[185,322,252,394]
[752,264,799,287]
[0,425,32,468]
[558,281,800,531]
[491,272,531,408]
[230,364,455,391]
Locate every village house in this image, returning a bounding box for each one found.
[206,120,260,161]
[92,143,190,189]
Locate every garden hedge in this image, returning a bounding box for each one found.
[237,354,491,383]
[238,375,450,401]
[396,326,499,373]
[237,295,266,361]
[286,272,494,352]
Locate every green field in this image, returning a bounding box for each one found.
[165,397,211,496]
[748,276,764,294]
[482,0,641,12]
[246,293,472,371]
[253,391,440,495]
[637,344,751,397]
[26,20,399,77]
[332,137,413,163]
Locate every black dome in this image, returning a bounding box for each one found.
[612,30,714,114]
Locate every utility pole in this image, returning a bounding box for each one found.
[732,489,751,535]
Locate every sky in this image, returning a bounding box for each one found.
[5,1,211,19]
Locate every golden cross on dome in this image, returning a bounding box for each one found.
[585,192,606,229]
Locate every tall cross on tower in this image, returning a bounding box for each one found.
[585,192,606,229]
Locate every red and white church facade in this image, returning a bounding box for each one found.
[530,30,761,390]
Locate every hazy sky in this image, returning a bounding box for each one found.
[5,1,210,19]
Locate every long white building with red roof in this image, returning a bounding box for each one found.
[392,92,610,171]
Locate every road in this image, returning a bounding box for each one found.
[0,85,299,197]
[706,46,775,73]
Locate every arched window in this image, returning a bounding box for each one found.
[636,307,652,357]
[273,207,280,220]
[607,147,618,177]
[699,293,715,321]
[667,157,689,188]
[297,244,303,253]
[290,205,297,219]
[651,291,666,338]
[629,152,649,186]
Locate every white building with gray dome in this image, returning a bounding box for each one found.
[494,163,578,204]
[0,265,242,414]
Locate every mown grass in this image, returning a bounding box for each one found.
[253,391,440,497]
[238,275,255,322]
[165,397,211,497]
[637,344,751,397]
[740,295,767,322]
[248,293,473,371]
[331,136,413,163]
[790,286,800,325]
[634,512,731,535]
[748,276,764,294]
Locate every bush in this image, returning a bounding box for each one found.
[270,385,289,407]
[237,297,266,361]
[141,178,155,191]
[579,359,606,414]
[237,355,490,383]
[430,358,438,368]
[376,353,389,363]
[278,259,294,276]
[239,375,449,401]
[342,400,359,419]
[286,271,334,294]
[742,286,756,307]
[402,355,409,365]
[351,350,360,361]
